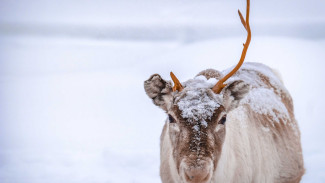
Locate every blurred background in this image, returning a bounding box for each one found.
[0,0,324,182]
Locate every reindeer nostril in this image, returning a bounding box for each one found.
[184,167,210,182]
[185,172,194,180]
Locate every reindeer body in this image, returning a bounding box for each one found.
[212,63,304,183]
[150,63,304,183]
[144,1,303,182]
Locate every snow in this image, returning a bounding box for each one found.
[176,77,221,123]
[1,0,325,183]
[193,125,200,132]
[221,62,291,125]
[2,37,324,183]
[176,62,291,127]
[241,88,290,124]
[175,76,222,155]
[261,126,271,133]
[201,120,208,128]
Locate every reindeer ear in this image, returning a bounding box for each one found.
[144,74,173,112]
[222,80,250,111]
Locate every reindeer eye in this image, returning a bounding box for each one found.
[219,115,227,125]
[168,114,176,123]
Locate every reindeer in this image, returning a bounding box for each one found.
[144,0,304,182]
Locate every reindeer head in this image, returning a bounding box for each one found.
[144,71,250,182]
[144,0,251,182]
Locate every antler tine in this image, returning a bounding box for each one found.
[170,72,184,92]
[212,0,251,94]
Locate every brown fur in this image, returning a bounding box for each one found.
[144,62,304,183]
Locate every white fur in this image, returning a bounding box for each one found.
[160,121,181,183]
[156,63,304,183]
[212,106,279,182]
[161,104,303,183]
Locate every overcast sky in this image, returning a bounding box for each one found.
[1,0,324,40]
[1,0,325,24]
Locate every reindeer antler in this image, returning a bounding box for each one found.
[170,72,184,92]
[212,0,251,94]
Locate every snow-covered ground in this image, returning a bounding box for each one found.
[1,0,325,183]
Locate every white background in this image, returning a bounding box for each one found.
[1,0,325,182]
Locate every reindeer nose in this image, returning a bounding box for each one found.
[184,167,211,183]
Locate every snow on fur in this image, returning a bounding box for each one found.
[225,62,290,126]
[173,62,293,137]
[176,76,221,125]
[174,63,291,128]
[241,88,290,124]
[174,76,221,154]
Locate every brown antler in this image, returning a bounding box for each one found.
[212,0,251,94]
[170,72,183,92]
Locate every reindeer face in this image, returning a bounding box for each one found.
[168,89,226,183]
[144,73,249,183]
